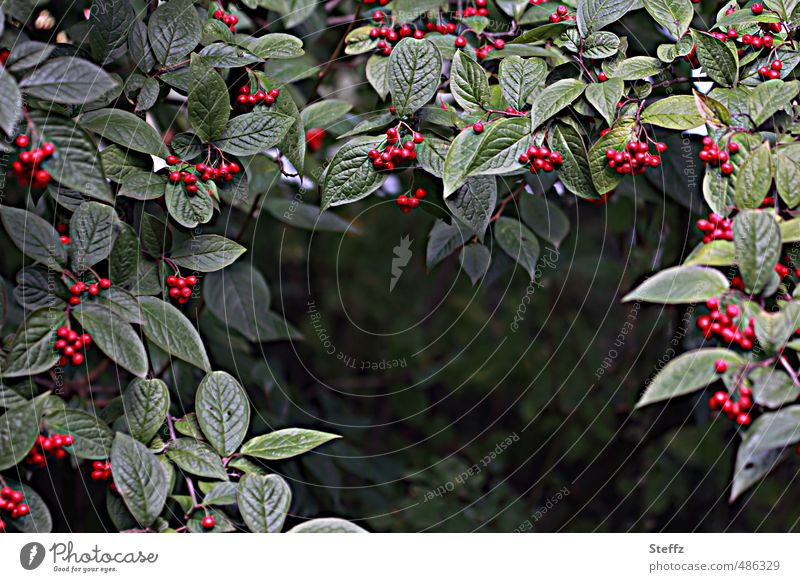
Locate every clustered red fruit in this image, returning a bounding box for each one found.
[370,14,426,56]
[166,154,240,195]
[55,326,93,367]
[11,134,55,188]
[548,4,575,23]
[57,223,71,245]
[90,460,116,491]
[696,297,755,350]
[201,514,216,529]
[211,7,238,32]
[166,274,198,305]
[397,187,427,213]
[696,212,733,243]
[604,139,665,175]
[306,128,326,152]
[698,137,739,176]
[758,59,783,80]
[67,278,111,307]
[708,385,753,427]
[368,127,424,171]
[236,83,280,109]
[519,144,563,174]
[25,433,74,468]
[0,486,29,530]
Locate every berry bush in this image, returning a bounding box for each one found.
[0,0,800,533]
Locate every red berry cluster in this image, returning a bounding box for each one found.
[25,433,74,468]
[10,135,54,188]
[67,278,111,307]
[166,275,198,305]
[775,261,792,280]
[758,59,783,80]
[0,486,29,530]
[708,384,752,427]
[397,187,427,213]
[201,514,216,529]
[362,0,390,5]
[698,137,738,175]
[696,212,733,243]
[519,145,563,174]
[55,326,92,367]
[371,17,426,56]
[548,4,575,23]
[306,128,326,152]
[236,83,280,108]
[368,127,424,171]
[457,0,490,17]
[604,140,665,175]
[90,460,116,491]
[166,155,240,195]
[57,223,71,245]
[696,298,755,350]
[211,7,238,32]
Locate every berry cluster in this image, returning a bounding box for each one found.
[90,460,116,491]
[24,433,74,468]
[67,278,111,307]
[371,17,426,56]
[708,384,752,427]
[696,212,733,243]
[57,223,70,245]
[548,4,575,23]
[306,128,326,152]
[0,486,29,530]
[456,0,490,17]
[775,261,792,280]
[362,0,390,5]
[696,298,755,350]
[519,145,563,174]
[10,135,54,188]
[202,514,216,529]
[698,137,739,175]
[236,83,280,108]
[758,59,783,80]
[367,127,424,171]
[166,155,240,195]
[55,326,92,367]
[604,140,665,175]
[212,8,238,32]
[396,187,427,213]
[166,275,198,305]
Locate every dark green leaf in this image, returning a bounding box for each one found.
[195,371,250,456]
[111,432,169,527]
[237,473,291,532]
[139,296,211,371]
[241,428,340,460]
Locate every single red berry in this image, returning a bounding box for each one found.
[597,71,607,82]
[751,3,763,14]
[473,122,484,134]
[655,142,667,153]
[455,36,466,48]
[16,135,29,148]
[728,142,739,154]
[771,59,783,71]
[166,155,178,165]
[720,161,734,175]
[201,515,216,529]
[494,39,505,50]
[99,278,111,289]
[714,359,728,373]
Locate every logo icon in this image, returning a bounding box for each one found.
[389,235,413,292]
[19,542,45,570]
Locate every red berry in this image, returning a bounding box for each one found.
[751,3,763,14]
[473,122,484,134]
[655,142,667,153]
[714,359,728,373]
[771,59,783,71]
[99,278,111,289]
[166,155,178,165]
[16,135,29,148]
[71,353,84,365]
[201,515,216,529]
[597,71,607,82]
[455,36,466,48]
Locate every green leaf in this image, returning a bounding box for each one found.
[366,54,390,99]
[775,143,800,208]
[196,371,250,456]
[445,176,497,240]
[494,217,540,280]
[288,517,367,532]
[81,108,169,158]
[166,438,228,480]
[344,26,378,55]
[415,136,449,178]
[70,201,118,272]
[73,304,148,377]
[691,30,739,87]
[642,0,693,38]
[241,428,340,460]
[20,57,119,104]
[214,110,294,156]
[139,296,211,371]
[530,79,586,128]
[450,51,490,112]
[733,209,782,295]
[588,118,634,194]
[387,38,442,117]
[641,95,704,129]
[119,170,168,200]
[565,30,620,59]
[459,244,491,285]
[201,480,237,505]
[0,66,22,136]
[165,181,215,228]
[577,0,637,36]
[237,473,291,532]
[197,43,262,68]
[243,33,304,59]
[498,56,546,110]
[609,56,664,80]
[623,265,730,304]
[584,79,623,127]
[635,348,745,407]
[320,137,387,209]
[89,0,136,64]
[549,123,599,199]
[45,407,114,460]
[0,393,48,470]
[148,0,201,66]
[683,240,736,266]
[0,206,67,268]
[427,219,471,269]
[735,142,773,209]
[122,378,169,444]
[1,308,65,378]
[748,80,800,126]
[111,432,169,527]
[301,100,353,130]
[170,235,246,272]
[749,368,800,408]
[693,89,731,129]
[780,216,800,242]
[520,195,570,247]
[189,55,230,143]
[202,263,273,342]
